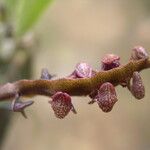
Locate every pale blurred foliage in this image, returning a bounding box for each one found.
[2,0,150,150]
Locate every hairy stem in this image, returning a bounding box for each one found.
[0,58,149,102]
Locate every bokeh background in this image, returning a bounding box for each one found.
[0,0,150,150]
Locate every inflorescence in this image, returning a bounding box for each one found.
[0,46,149,119]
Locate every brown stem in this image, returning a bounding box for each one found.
[0,58,149,102]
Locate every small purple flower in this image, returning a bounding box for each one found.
[131,46,148,60]
[67,62,95,79]
[131,72,145,99]
[101,54,120,71]
[96,82,118,112]
[49,92,76,119]
[75,62,93,78]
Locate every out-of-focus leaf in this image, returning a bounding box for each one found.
[5,0,53,36]
[15,0,54,36]
[5,0,19,18]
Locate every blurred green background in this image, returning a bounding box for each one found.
[0,0,150,150]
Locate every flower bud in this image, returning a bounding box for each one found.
[75,62,93,78]
[101,54,120,70]
[96,82,118,112]
[67,62,94,79]
[131,72,145,99]
[131,46,148,60]
[49,92,76,119]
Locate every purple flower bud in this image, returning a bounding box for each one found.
[67,62,95,79]
[131,46,148,60]
[96,82,118,112]
[49,92,76,119]
[131,72,145,99]
[75,62,93,78]
[101,54,120,71]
